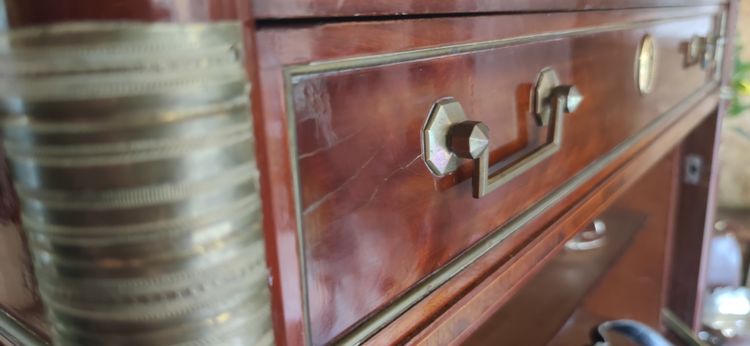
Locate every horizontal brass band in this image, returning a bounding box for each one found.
[15,163,258,207]
[9,139,254,190]
[0,22,242,50]
[0,81,248,118]
[21,194,259,237]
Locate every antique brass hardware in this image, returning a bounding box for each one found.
[0,22,273,346]
[422,68,582,198]
[684,154,704,185]
[684,34,717,69]
[686,35,707,66]
[636,35,657,94]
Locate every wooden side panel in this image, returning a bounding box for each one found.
[667,112,720,329]
[552,151,681,344]
[461,151,678,345]
[664,0,737,333]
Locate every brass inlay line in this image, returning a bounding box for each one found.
[0,310,48,346]
[662,309,708,346]
[337,81,719,346]
[282,11,720,345]
[286,12,715,78]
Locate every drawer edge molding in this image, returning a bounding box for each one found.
[282,10,725,344]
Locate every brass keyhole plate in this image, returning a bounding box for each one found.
[636,35,657,94]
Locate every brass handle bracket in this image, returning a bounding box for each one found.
[685,34,719,70]
[422,68,582,198]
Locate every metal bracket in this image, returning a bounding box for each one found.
[422,68,582,198]
[684,154,704,185]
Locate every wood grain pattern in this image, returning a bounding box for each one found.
[461,210,649,345]
[252,0,727,20]
[667,113,720,330]
[463,152,679,345]
[551,152,681,344]
[252,10,730,344]
[394,91,721,346]
[0,1,735,345]
[664,0,737,328]
[263,9,719,344]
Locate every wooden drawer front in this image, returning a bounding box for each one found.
[278,9,721,344]
[253,0,725,19]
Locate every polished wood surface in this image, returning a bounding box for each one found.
[461,210,649,345]
[667,113,721,330]
[552,153,681,343]
[260,8,719,343]
[390,92,721,345]
[0,0,737,345]
[253,0,727,20]
[662,0,739,334]
[463,150,677,345]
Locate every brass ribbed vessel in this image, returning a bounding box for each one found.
[0,22,272,345]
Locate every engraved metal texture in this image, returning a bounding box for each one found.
[0,22,273,346]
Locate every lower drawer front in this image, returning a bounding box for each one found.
[275,8,722,344]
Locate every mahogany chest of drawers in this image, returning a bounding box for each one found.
[0,0,739,345]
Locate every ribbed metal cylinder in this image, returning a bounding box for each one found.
[0,22,273,345]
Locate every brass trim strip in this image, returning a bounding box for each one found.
[0,310,48,346]
[285,12,716,78]
[284,70,314,346]
[283,11,721,345]
[662,309,709,346]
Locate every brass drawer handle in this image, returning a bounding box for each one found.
[684,34,717,69]
[423,68,582,198]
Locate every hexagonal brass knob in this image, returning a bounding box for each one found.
[422,67,583,198]
[552,85,583,113]
[448,121,489,159]
[422,98,469,176]
[533,68,583,126]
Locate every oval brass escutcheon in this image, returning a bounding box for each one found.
[636,34,657,94]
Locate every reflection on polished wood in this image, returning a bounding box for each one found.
[273,9,717,344]
[463,151,679,345]
[253,0,727,19]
